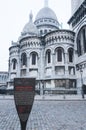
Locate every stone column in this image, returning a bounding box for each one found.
[51,51,55,77]
[41,47,45,79]
[51,80,55,88]
[27,55,30,76]
[64,52,69,76]
[77,77,82,95]
[40,81,44,95]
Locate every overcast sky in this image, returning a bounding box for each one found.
[0,0,71,71]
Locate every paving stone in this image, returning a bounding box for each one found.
[0,100,86,130]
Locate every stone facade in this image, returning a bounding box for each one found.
[69,0,86,95]
[71,0,85,15]
[7,0,86,95]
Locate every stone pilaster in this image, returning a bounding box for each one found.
[64,52,69,76]
[51,51,55,77]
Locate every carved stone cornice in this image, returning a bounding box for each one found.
[45,30,75,45]
[19,37,41,49]
[68,0,86,27]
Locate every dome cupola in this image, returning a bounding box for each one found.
[35,7,58,21]
[21,12,38,37]
[35,0,57,21]
[34,0,60,36]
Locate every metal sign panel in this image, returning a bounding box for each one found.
[14,78,35,130]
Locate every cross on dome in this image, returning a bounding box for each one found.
[44,0,49,7]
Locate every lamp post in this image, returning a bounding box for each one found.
[80,69,84,99]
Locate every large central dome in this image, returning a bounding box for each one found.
[35,7,57,21]
[34,6,60,36]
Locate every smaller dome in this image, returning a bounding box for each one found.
[22,12,38,36]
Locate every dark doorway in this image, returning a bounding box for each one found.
[83,84,86,94]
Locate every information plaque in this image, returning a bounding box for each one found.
[14,78,35,130]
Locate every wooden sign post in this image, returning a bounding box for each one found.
[14,78,35,130]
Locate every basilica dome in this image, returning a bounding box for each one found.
[34,6,60,35]
[35,7,57,21]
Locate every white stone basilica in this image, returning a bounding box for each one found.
[7,0,86,95]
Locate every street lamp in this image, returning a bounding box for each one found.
[80,68,84,99]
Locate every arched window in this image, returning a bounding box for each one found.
[46,50,51,64]
[48,51,51,63]
[44,29,47,34]
[58,49,62,62]
[68,48,73,62]
[55,47,63,62]
[12,59,17,70]
[77,37,81,56]
[32,53,36,65]
[77,26,86,56]
[83,28,86,53]
[21,53,27,67]
[30,52,38,65]
[40,30,43,35]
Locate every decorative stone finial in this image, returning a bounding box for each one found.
[29,11,33,22]
[44,0,48,7]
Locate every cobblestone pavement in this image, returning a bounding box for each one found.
[0,99,86,130]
